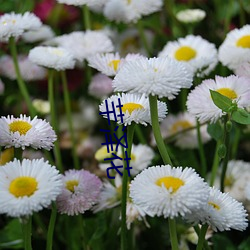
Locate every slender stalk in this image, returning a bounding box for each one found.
[231,126,240,159]
[194,226,211,250]
[61,71,80,169]
[82,4,91,30]
[14,148,23,160]
[149,95,172,165]
[135,125,147,144]
[121,124,135,250]
[21,216,32,250]
[46,203,57,250]
[78,215,87,250]
[168,218,179,250]
[136,20,151,56]
[48,70,63,172]
[209,141,220,186]
[196,224,209,250]
[196,120,207,179]
[238,0,246,26]
[9,37,36,117]
[220,116,230,192]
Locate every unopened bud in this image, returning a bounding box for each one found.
[218,144,227,158]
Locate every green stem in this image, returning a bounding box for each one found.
[209,141,221,186]
[194,226,211,250]
[168,218,179,250]
[121,124,135,250]
[149,95,172,165]
[9,37,36,117]
[220,116,230,192]
[14,148,23,160]
[21,216,32,250]
[135,125,147,144]
[196,224,209,250]
[196,120,207,179]
[238,0,246,26]
[78,215,87,250]
[82,4,91,30]
[61,71,80,169]
[48,70,63,172]
[231,126,240,159]
[46,203,57,250]
[136,20,151,56]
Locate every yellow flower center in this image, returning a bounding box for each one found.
[156,176,184,193]
[174,46,197,61]
[171,120,192,134]
[121,103,144,114]
[108,60,121,72]
[224,176,234,187]
[0,148,14,166]
[9,177,38,197]
[236,35,250,48]
[66,180,79,192]
[208,201,220,210]
[216,88,237,99]
[9,121,32,135]
[127,0,131,4]
[95,145,115,161]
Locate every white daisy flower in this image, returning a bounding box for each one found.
[187,75,250,123]
[93,174,122,212]
[113,57,193,99]
[235,62,250,78]
[130,165,209,218]
[186,187,248,232]
[152,112,211,149]
[87,52,145,76]
[0,55,47,81]
[98,143,155,176]
[52,31,114,62]
[28,46,75,71]
[176,9,206,23]
[104,0,163,23]
[32,99,50,115]
[0,114,57,150]
[0,12,41,42]
[218,25,250,70]
[125,201,148,229]
[22,24,55,43]
[245,184,250,201]
[99,93,167,126]
[0,158,62,217]
[158,35,218,77]
[116,28,154,56]
[213,160,250,202]
[56,0,106,7]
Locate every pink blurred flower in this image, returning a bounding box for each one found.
[56,169,102,215]
[88,73,113,98]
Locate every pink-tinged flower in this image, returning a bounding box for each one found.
[88,73,113,98]
[56,169,102,215]
[0,55,47,81]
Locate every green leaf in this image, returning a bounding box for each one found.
[209,90,234,112]
[0,219,23,249]
[232,109,250,125]
[212,234,236,250]
[207,122,223,141]
[238,237,250,250]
